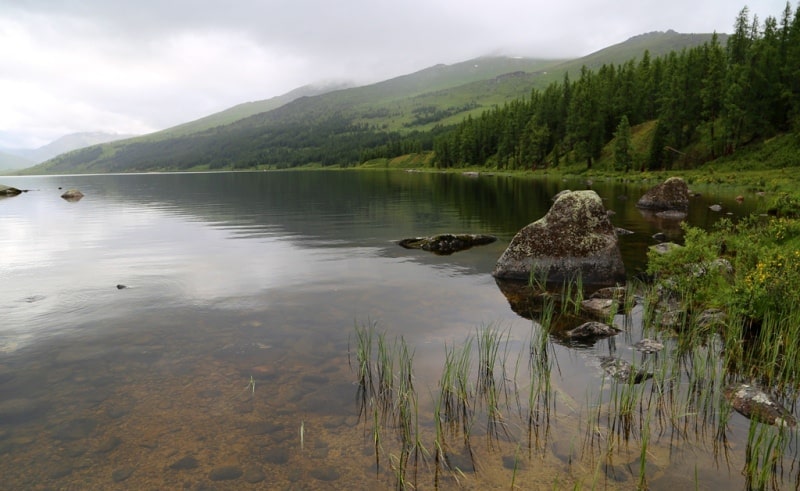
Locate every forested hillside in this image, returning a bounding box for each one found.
[431,5,800,172]
[23,28,729,175]
[22,5,797,175]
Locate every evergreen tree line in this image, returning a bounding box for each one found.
[432,3,800,171]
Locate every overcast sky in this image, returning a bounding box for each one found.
[0,0,791,149]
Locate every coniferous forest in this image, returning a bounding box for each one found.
[430,5,800,172]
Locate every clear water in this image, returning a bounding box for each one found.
[0,171,781,489]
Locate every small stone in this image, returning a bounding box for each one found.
[243,466,266,483]
[633,338,664,354]
[48,463,74,479]
[60,189,84,201]
[169,455,199,470]
[310,466,340,481]
[0,398,44,423]
[565,321,621,340]
[249,421,281,435]
[116,284,127,289]
[655,210,687,220]
[52,418,98,441]
[502,454,526,470]
[581,298,615,320]
[599,357,652,384]
[112,467,135,482]
[95,435,122,453]
[261,447,289,465]
[650,242,683,255]
[209,465,243,481]
[709,204,722,212]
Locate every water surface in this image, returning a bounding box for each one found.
[0,171,777,489]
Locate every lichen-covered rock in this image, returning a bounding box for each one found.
[565,321,621,340]
[725,383,796,427]
[398,233,496,255]
[492,190,625,286]
[599,357,652,383]
[633,338,664,353]
[636,177,690,211]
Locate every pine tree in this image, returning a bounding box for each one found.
[613,115,633,172]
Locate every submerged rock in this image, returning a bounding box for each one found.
[493,190,625,286]
[565,321,621,340]
[636,177,690,212]
[398,233,496,255]
[725,383,796,427]
[655,210,688,220]
[599,357,652,383]
[581,298,616,319]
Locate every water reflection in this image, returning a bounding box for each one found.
[0,171,780,489]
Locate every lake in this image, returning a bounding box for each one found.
[0,170,787,489]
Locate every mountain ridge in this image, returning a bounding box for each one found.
[22,30,723,175]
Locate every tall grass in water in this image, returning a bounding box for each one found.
[526,310,555,455]
[349,320,425,488]
[351,319,376,398]
[475,325,513,443]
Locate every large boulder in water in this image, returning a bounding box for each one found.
[636,177,690,211]
[492,190,625,286]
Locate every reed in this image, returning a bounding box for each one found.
[526,320,554,454]
[352,319,376,395]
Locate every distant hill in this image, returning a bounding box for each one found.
[23,31,722,175]
[3,132,138,165]
[0,151,34,172]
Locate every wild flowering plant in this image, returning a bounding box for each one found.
[735,248,800,322]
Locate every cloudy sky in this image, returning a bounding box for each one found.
[0,0,790,149]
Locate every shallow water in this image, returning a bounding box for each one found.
[0,170,786,489]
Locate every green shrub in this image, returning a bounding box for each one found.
[648,216,800,324]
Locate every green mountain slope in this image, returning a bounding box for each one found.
[24,31,720,175]
[153,82,355,139]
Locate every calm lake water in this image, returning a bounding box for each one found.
[0,170,785,490]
